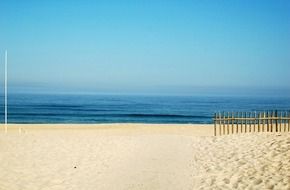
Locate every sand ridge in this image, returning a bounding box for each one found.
[191,133,290,190]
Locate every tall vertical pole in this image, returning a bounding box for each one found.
[5,50,8,133]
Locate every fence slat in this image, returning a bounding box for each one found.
[227,112,230,135]
[284,111,287,132]
[272,111,275,132]
[248,112,251,132]
[266,111,270,132]
[223,112,225,135]
[275,110,278,132]
[288,111,290,132]
[258,112,261,132]
[279,111,282,132]
[254,112,257,132]
[262,111,265,132]
[236,112,239,134]
[219,112,222,135]
[231,112,234,134]
[240,112,243,133]
[245,112,248,133]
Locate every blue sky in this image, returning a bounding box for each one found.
[0,0,290,95]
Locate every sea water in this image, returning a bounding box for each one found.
[0,93,289,124]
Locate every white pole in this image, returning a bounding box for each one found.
[5,50,7,133]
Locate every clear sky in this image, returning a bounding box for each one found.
[0,0,290,95]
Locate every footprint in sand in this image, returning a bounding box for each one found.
[253,178,263,185]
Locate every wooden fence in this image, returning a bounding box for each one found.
[213,110,290,136]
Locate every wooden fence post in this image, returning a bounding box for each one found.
[279,111,282,132]
[262,111,265,132]
[266,111,270,132]
[227,112,230,134]
[271,111,275,132]
[275,110,278,132]
[288,111,290,132]
[231,112,234,134]
[254,111,257,132]
[258,112,261,132]
[219,112,222,135]
[254,112,256,132]
[284,111,287,132]
[240,112,242,133]
[268,111,272,132]
[248,112,251,132]
[244,112,246,133]
[237,112,239,133]
[223,112,225,135]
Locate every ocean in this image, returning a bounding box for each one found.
[0,93,290,124]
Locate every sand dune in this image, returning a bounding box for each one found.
[0,124,289,190]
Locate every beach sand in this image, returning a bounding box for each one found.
[0,124,289,190]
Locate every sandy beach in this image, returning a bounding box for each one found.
[0,124,289,190]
